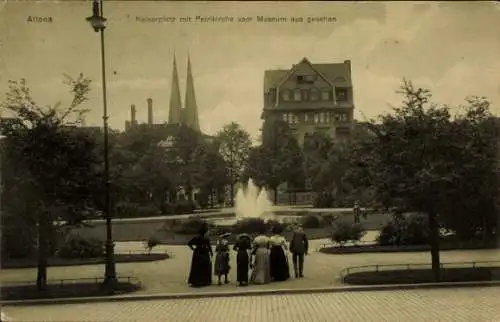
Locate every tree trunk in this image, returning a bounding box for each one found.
[230,182,234,207]
[273,187,278,206]
[36,211,49,291]
[428,210,441,282]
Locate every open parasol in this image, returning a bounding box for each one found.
[219,232,232,239]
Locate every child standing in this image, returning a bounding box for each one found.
[214,232,231,285]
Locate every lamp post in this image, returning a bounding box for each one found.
[86,0,116,288]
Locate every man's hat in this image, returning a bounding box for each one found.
[237,233,251,240]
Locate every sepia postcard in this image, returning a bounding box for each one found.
[1,1,500,321]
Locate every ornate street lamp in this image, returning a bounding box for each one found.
[86,0,116,288]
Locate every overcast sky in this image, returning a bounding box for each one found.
[1,1,499,140]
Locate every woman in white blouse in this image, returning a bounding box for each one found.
[268,224,290,281]
[250,226,271,284]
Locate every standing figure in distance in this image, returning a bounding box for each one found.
[187,222,213,287]
[269,224,290,282]
[353,200,361,224]
[233,233,252,286]
[289,225,309,278]
[214,232,231,285]
[250,225,271,285]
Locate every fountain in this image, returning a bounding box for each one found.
[234,178,273,220]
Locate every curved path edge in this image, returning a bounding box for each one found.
[3,280,500,307]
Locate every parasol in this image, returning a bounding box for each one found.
[220,232,232,239]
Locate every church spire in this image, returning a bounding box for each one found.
[168,52,182,125]
[183,54,200,132]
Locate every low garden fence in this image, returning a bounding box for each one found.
[338,260,500,283]
[1,276,142,288]
[317,240,373,251]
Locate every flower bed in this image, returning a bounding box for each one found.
[343,267,500,285]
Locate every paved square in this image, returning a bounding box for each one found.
[3,287,500,321]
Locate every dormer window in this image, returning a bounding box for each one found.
[297,75,316,84]
[304,75,315,83]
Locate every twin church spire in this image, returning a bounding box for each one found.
[168,53,200,132]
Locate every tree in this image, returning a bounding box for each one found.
[0,75,98,290]
[357,79,458,281]
[216,122,251,206]
[439,97,500,242]
[245,118,303,204]
[166,125,204,201]
[193,144,228,208]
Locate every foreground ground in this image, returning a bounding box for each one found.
[2,232,499,296]
[3,287,500,321]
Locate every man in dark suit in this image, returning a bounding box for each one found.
[289,225,309,278]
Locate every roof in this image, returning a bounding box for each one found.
[263,59,351,93]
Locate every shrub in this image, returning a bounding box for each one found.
[57,235,105,259]
[115,203,160,218]
[144,236,160,253]
[137,204,161,217]
[115,202,138,218]
[160,202,175,215]
[331,222,366,247]
[232,218,267,235]
[174,200,196,214]
[313,193,333,208]
[300,214,323,229]
[172,216,209,235]
[321,213,337,226]
[376,214,429,246]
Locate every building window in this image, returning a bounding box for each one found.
[301,89,309,101]
[304,113,309,123]
[314,113,319,124]
[304,75,315,83]
[282,90,291,101]
[269,88,276,102]
[334,113,348,122]
[310,89,319,101]
[297,75,316,84]
[294,89,301,101]
[321,89,331,101]
[320,112,326,124]
[283,113,299,124]
[336,88,348,101]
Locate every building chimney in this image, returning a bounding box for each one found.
[130,104,136,123]
[147,98,153,125]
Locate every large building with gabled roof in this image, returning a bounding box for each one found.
[262,57,355,146]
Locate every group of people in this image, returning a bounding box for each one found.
[187,223,309,287]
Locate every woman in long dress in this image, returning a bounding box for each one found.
[269,224,290,282]
[233,234,252,286]
[187,223,213,287]
[214,233,231,285]
[250,228,271,285]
